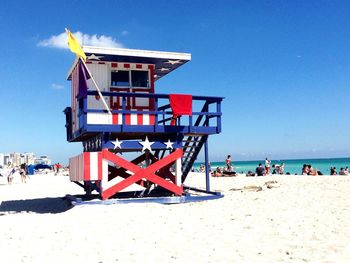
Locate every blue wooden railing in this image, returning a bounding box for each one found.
[74,90,223,135]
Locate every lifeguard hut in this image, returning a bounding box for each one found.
[65,45,224,203]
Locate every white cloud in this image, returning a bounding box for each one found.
[50,83,65,90]
[38,31,124,49]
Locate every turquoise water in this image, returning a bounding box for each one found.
[194,157,350,175]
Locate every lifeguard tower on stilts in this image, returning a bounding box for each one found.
[65,43,224,203]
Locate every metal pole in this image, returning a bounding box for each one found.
[204,137,210,192]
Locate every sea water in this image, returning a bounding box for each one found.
[194,157,350,175]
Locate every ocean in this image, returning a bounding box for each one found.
[193,157,350,175]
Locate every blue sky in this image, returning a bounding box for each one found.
[0,0,350,163]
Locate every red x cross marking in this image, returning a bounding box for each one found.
[101,149,183,199]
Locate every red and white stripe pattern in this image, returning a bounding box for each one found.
[110,62,151,71]
[69,152,102,182]
[85,61,152,71]
[86,112,155,125]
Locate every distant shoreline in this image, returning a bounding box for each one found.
[194,157,350,175]
[197,156,350,163]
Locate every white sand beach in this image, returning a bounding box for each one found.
[1,173,350,263]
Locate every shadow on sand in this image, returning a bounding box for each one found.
[0,197,73,215]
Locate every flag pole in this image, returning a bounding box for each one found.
[79,57,112,115]
[65,28,111,115]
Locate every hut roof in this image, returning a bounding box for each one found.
[67,46,191,81]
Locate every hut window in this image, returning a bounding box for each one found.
[111,70,129,87]
[131,70,149,88]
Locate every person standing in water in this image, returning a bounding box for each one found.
[265,158,271,175]
[225,155,232,172]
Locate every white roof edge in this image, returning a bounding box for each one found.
[66,57,79,80]
[83,45,192,61]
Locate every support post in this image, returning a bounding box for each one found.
[154,97,158,132]
[175,154,182,186]
[204,137,210,192]
[216,101,222,133]
[145,150,150,167]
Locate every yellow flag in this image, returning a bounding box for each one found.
[67,30,87,61]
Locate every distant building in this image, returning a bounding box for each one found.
[4,154,11,165]
[10,152,22,166]
[0,153,3,167]
[0,152,50,166]
[24,152,35,165]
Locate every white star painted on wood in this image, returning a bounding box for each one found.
[87,54,103,60]
[164,139,174,149]
[139,136,154,152]
[112,138,123,149]
[159,67,170,72]
[165,60,182,65]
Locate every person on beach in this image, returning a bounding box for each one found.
[307,165,318,176]
[6,162,14,185]
[302,164,309,175]
[339,168,346,175]
[225,155,232,172]
[246,170,255,177]
[345,167,349,175]
[54,162,62,175]
[271,164,279,174]
[212,167,223,177]
[265,158,271,175]
[255,163,266,176]
[330,167,337,175]
[279,163,285,174]
[272,163,284,174]
[20,163,28,183]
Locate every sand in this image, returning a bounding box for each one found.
[1,173,350,263]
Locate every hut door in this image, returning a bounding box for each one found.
[86,63,109,110]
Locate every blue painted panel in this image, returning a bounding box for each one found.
[65,91,224,141]
[68,192,223,205]
[104,140,182,150]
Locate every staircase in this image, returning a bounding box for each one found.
[152,135,206,183]
[180,101,211,182]
[181,134,207,182]
[147,100,216,184]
